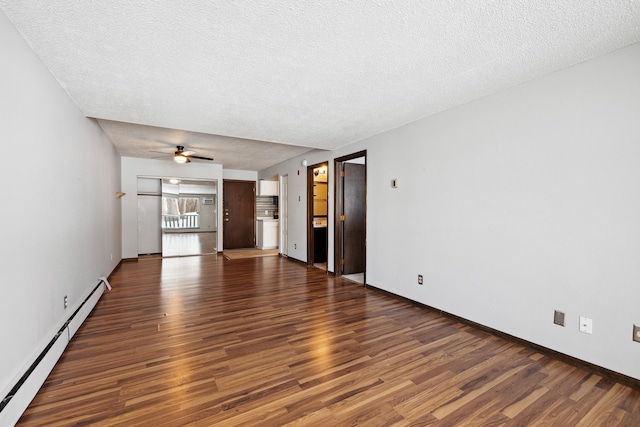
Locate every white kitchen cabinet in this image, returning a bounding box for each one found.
[256,219,279,249]
[258,180,279,196]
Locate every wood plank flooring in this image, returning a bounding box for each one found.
[17,255,640,426]
[162,232,217,257]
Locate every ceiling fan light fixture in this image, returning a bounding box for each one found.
[174,155,189,163]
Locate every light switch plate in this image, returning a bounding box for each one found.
[633,324,640,343]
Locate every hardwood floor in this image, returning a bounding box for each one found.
[18,256,640,426]
[162,232,217,257]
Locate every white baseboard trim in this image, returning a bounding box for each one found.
[0,279,107,426]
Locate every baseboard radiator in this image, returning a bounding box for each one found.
[0,277,111,426]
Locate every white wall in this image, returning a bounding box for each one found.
[261,43,640,380]
[0,11,122,397]
[121,157,224,258]
[223,169,257,181]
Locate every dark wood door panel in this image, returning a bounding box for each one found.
[223,180,255,249]
[343,163,365,274]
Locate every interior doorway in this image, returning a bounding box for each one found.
[334,151,366,284]
[161,178,217,257]
[137,177,218,258]
[307,162,329,270]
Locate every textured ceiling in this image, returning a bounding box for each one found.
[99,120,313,171]
[2,1,640,170]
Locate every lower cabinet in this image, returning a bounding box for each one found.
[257,220,279,249]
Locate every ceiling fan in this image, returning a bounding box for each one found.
[173,145,214,163]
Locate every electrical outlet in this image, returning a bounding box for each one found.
[418,274,423,285]
[579,316,592,334]
[64,295,68,309]
[633,325,640,343]
[294,243,297,249]
[553,310,565,327]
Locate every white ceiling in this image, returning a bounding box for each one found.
[2,1,639,170]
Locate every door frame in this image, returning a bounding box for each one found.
[306,161,329,268]
[334,150,367,279]
[280,175,288,256]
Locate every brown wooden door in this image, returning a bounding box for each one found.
[223,180,255,249]
[342,163,366,274]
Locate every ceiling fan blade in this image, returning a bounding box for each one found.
[186,155,214,161]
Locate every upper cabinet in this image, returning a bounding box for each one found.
[258,180,279,196]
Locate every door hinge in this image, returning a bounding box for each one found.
[340,215,345,221]
[340,171,345,177]
[340,259,345,265]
